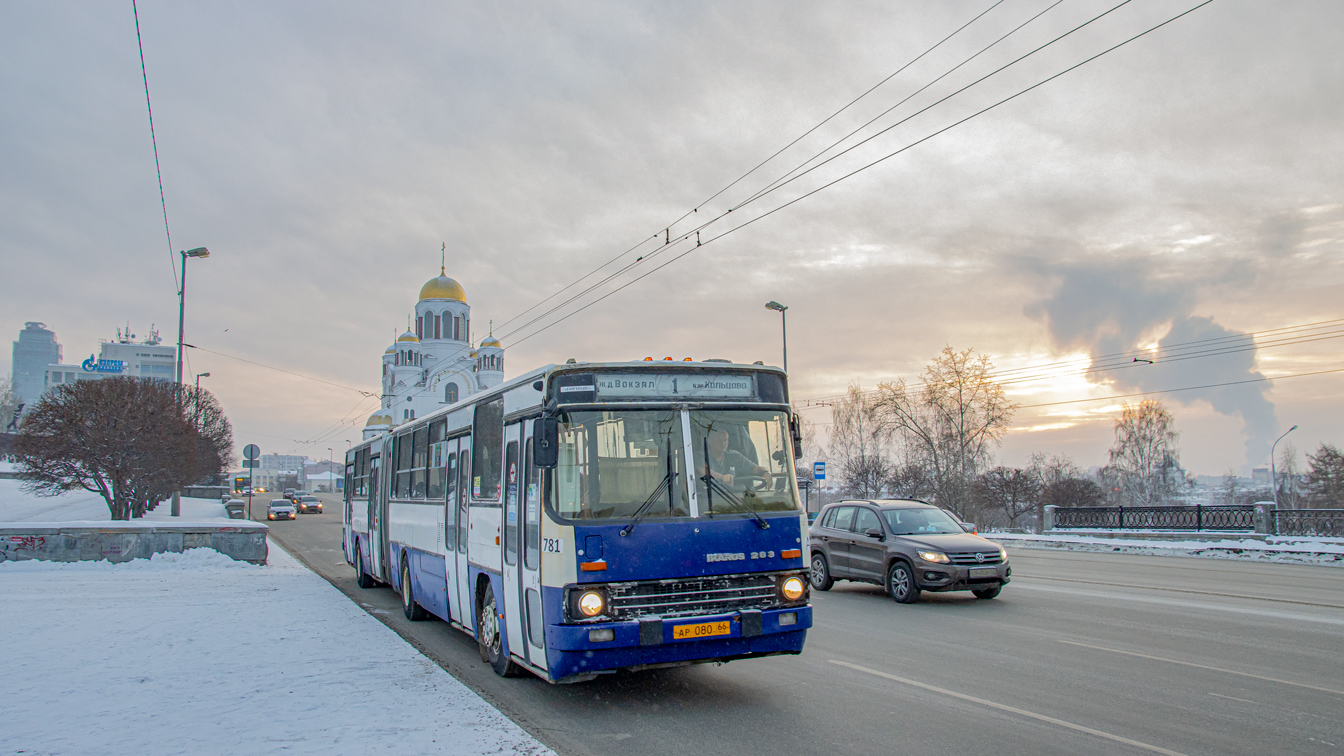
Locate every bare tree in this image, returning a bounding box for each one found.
[1104,400,1188,506]
[0,377,19,432]
[1306,443,1344,508]
[1276,442,1305,509]
[1219,469,1239,507]
[1042,477,1104,510]
[973,467,1040,530]
[870,347,1017,518]
[1027,452,1081,530]
[14,377,232,520]
[827,385,890,498]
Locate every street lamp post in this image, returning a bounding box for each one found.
[327,448,333,493]
[171,247,208,518]
[1270,424,1298,510]
[194,371,210,391]
[765,301,788,372]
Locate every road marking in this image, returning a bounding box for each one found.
[1058,640,1344,697]
[1013,582,1344,627]
[1208,692,1260,704]
[1014,574,1344,609]
[828,660,1190,756]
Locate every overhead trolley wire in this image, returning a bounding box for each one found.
[493,0,1009,334]
[500,0,1215,349]
[132,1,179,293]
[185,345,379,397]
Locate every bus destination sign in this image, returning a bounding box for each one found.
[595,373,753,401]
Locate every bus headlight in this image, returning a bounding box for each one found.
[578,591,605,617]
[779,575,806,602]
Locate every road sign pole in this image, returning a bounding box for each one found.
[243,444,261,521]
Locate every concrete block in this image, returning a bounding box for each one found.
[0,522,269,565]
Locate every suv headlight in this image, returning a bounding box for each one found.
[999,548,1008,561]
[917,550,950,564]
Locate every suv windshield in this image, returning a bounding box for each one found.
[883,508,964,535]
[553,408,799,521]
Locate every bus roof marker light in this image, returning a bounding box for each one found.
[683,357,692,361]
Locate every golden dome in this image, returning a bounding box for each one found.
[480,336,502,349]
[365,410,393,428]
[419,269,466,302]
[384,344,395,354]
[397,330,419,343]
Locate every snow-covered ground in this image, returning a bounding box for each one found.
[0,542,552,756]
[993,531,1344,566]
[0,477,229,523]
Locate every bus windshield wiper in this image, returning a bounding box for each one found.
[700,441,769,530]
[620,439,679,537]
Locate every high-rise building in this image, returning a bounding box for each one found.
[11,322,62,410]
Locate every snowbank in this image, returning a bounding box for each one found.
[994,531,1344,566]
[0,541,552,756]
[0,477,229,523]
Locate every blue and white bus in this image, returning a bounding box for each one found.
[343,360,812,682]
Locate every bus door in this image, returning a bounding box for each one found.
[367,453,384,580]
[520,420,546,669]
[443,439,460,622]
[455,438,473,627]
[501,422,525,663]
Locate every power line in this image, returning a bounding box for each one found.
[795,317,1344,406]
[493,0,1009,335]
[132,1,178,293]
[1016,366,1344,409]
[500,0,1216,349]
[185,345,378,397]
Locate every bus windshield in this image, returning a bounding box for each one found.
[552,408,799,521]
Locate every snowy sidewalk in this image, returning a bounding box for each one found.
[0,542,553,756]
[993,531,1344,566]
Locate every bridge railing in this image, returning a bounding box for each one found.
[1050,505,1255,531]
[1273,509,1344,537]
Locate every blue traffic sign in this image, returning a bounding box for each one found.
[813,462,826,480]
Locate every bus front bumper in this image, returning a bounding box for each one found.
[546,606,811,680]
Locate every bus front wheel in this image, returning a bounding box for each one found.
[478,582,522,677]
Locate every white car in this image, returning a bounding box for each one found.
[267,499,296,521]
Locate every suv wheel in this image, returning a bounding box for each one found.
[887,561,920,604]
[809,553,834,591]
[973,584,1002,600]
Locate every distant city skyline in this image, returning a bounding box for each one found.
[3,2,1341,476]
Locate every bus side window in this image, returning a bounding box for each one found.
[524,440,539,570]
[457,448,470,552]
[472,398,504,501]
[445,452,457,549]
[504,440,519,565]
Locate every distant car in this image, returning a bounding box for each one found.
[808,499,1010,603]
[296,495,323,514]
[288,490,309,503]
[267,498,296,521]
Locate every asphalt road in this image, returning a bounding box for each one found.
[270,493,1344,756]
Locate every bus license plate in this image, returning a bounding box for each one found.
[969,567,997,578]
[672,621,731,640]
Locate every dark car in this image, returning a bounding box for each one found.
[808,499,1010,603]
[295,495,323,514]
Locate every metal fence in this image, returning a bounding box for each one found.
[1052,505,1256,531]
[1274,509,1344,537]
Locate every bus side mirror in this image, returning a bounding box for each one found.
[790,415,803,460]
[535,416,559,469]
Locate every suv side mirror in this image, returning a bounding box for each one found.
[534,416,559,469]
[961,522,977,534]
[864,527,884,540]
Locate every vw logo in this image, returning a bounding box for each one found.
[975,552,985,563]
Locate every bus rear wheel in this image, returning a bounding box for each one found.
[401,559,429,621]
[354,541,376,589]
[478,582,522,677]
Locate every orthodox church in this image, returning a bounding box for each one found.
[363,264,505,439]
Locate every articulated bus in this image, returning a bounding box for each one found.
[343,360,812,682]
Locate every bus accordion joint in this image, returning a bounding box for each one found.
[580,561,608,572]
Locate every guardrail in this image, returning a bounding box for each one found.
[1274,509,1344,537]
[1050,505,1256,531]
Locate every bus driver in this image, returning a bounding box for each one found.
[704,427,772,490]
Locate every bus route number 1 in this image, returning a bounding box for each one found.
[542,538,563,554]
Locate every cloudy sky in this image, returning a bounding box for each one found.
[3,0,1341,475]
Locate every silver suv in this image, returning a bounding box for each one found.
[808,500,1010,603]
